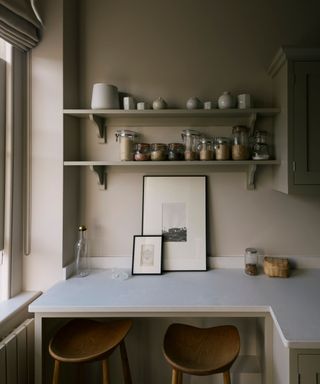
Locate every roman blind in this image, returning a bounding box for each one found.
[0,0,42,51]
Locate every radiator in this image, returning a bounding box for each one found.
[0,318,34,384]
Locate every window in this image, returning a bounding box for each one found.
[0,37,26,301]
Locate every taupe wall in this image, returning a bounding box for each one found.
[78,0,320,260]
[24,0,320,290]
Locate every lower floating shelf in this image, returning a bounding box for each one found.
[63,160,280,190]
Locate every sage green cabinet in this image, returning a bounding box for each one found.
[298,354,320,384]
[269,47,320,193]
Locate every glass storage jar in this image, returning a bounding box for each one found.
[244,248,258,276]
[232,125,250,160]
[150,143,167,161]
[214,137,230,160]
[198,137,214,160]
[115,129,138,161]
[252,130,270,160]
[134,143,151,161]
[167,143,185,160]
[181,129,201,160]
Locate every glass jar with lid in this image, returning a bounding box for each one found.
[181,129,201,160]
[115,129,138,161]
[167,143,185,160]
[244,248,258,276]
[198,137,214,160]
[232,125,249,160]
[214,137,230,160]
[252,130,270,160]
[134,143,151,161]
[150,143,167,161]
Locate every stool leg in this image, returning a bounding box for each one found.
[172,368,182,384]
[119,340,132,384]
[52,360,60,384]
[223,370,231,384]
[102,359,109,384]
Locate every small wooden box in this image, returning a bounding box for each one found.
[263,256,290,278]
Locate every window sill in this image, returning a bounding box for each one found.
[0,291,42,339]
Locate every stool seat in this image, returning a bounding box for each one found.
[49,318,132,384]
[163,323,240,383]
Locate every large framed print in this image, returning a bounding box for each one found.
[142,175,207,271]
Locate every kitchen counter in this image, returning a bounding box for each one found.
[29,268,320,348]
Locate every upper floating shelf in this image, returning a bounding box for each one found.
[64,108,280,119]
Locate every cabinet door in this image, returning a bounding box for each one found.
[298,354,320,384]
[293,61,320,185]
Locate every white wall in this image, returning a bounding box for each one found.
[24,0,320,291]
[23,0,64,290]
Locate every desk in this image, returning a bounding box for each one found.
[29,268,320,383]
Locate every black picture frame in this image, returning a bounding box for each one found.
[132,235,163,275]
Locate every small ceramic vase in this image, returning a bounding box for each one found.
[186,97,202,109]
[152,97,167,110]
[218,91,234,109]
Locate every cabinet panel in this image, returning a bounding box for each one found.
[294,62,320,184]
[298,354,320,384]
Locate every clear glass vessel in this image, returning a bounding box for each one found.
[181,129,201,160]
[150,143,167,161]
[134,143,151,161]
[252,130,270,160]
[214,137,230,160]
[167,143,185,160]
[244,248,258,276]
[75,225,89,277]
[232,125,250,160]
[198,137,214,160]
[115,129,138,161]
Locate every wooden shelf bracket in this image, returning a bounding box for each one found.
[89,114,107,143]
[90,165,107,190]
[248,112,257,134]
[247,164,257,190]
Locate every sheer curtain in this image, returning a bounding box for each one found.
[0,0,42,51]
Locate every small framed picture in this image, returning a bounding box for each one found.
[132,235,163,275]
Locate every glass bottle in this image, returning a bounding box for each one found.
[75,225,89,277]
[115,129,138,161]
[252,130,270,160]
[181,129,201,160]
[244,248,258,276]
[232,125,249,160]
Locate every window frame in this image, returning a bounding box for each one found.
[0,38,27,301]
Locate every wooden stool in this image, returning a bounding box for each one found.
[49,318,132,384]
[163,323,240,384]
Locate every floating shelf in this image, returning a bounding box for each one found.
[64,108,280,140]
[64,160,280,190]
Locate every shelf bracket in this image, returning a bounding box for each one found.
[90,165,107,190]
[89,114,107,143]
[248,112,257,135]
[247,164,257,190]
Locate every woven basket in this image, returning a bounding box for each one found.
[263,256,289,278]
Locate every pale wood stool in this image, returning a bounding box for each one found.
[163,323,240,384]
[49,318,132,384]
